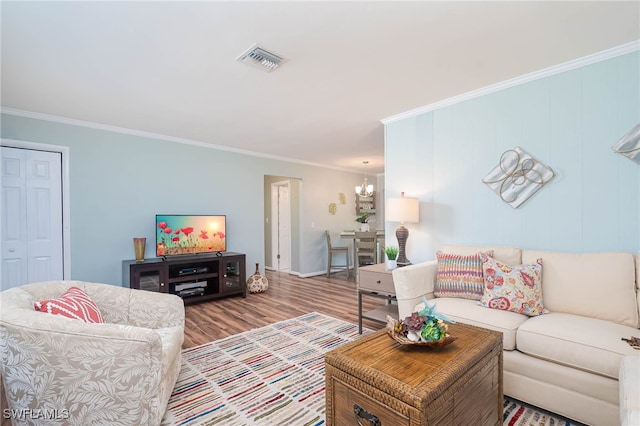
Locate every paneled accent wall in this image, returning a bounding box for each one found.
[384,51,640,263]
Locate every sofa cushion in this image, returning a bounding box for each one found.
[34,286,105,323]
[479,255,546,316]
[443,244,521,267]
[416,297,528,350]
[434,251,491,300]
[522,250,638,328]
[516,312,640,379]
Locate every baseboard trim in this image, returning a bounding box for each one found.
[298,268,353,279]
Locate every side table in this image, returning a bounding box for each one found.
[358,263,398,334]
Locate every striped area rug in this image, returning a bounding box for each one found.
[503,399,577,426]
[162,312,578,425]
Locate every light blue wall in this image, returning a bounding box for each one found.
[385,51,640,263]
[1,114,365,285]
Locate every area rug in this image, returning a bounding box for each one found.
[162,312,578,426]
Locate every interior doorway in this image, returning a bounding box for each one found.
[1,140,70,290]
[270,180,291,271]
[264,175,301,274]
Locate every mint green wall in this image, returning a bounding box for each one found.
[385,51,640,263]
[1,114,364,285]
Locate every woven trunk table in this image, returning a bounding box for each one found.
[325,322,503,426]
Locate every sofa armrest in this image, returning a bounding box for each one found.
[392,260,438,319]
[620,355,640,426]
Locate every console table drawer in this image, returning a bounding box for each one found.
[359,269,395,294]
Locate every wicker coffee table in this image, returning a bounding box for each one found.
[325,322,503,425]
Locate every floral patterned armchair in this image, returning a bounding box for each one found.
[0,281,184,425]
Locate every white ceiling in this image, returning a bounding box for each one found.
[2,1,639,173]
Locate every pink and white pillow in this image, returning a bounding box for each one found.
[34,286,105,323]
[478,254,546,316]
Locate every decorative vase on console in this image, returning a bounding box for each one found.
[133,237,146,262]
[247,263,269,294]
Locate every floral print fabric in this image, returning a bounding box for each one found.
[479,254,546,316]
[0,280,184,425]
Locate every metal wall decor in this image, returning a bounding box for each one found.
[483,147,555,208]
[612,123,640,165]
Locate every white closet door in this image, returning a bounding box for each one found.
[2,147,63,290]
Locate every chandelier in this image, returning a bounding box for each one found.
[355,161,374,197]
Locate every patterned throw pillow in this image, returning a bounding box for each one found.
[478,254,545,316]
[434,251,493,300]
[34,286,105,323]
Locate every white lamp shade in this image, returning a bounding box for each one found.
[386,195,419,223]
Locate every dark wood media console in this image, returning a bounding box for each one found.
[123,252,246,304]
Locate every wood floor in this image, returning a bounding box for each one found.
[183,269,387,348]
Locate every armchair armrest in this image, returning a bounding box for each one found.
[392,260,438,319]
[126,289,185,329]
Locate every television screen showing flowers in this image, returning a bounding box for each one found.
[156,215,226,256]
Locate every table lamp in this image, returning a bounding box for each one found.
[386,192,419,266]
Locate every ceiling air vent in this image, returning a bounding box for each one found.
[236,44,284,72]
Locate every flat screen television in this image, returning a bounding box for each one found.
[156,215,226,257]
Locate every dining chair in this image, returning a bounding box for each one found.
[325,230,350,278]
[354,231,378,278]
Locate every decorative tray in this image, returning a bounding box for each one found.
[387,330,457,347]
[386,314,457,347]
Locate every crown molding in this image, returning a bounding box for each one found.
[381,40,640,125]
[0,107,357,173]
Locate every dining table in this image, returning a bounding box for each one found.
[340,229,385,265]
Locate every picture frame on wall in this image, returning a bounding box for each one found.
[612,123,640,165]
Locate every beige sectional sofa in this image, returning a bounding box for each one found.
[0,281,184,426]
[392,244,640,426]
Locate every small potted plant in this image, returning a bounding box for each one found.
[355,212,371,231]
[384,246,399,270]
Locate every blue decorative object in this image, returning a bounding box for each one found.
[418,295,456,324]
